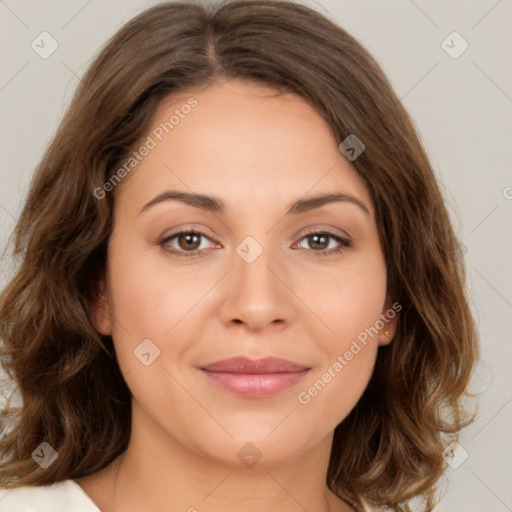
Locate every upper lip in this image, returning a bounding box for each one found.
[200,356,310,374]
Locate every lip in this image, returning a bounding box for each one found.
[200,356,311,398]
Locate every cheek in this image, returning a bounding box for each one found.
[105,240,185,376]
[105,237,230,391]
[303,245,388,345]
[295,250,387,421]
[108,240,204,334]
[105,244,201,429]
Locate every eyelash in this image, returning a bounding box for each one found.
[159,229,352,259]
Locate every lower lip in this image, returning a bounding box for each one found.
[201,370,310,398]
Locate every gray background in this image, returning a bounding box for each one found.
[1,1,511,510]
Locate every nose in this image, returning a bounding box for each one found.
[218,239,295,332]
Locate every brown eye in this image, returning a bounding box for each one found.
[295,231,351,256]
[160,230,216,258]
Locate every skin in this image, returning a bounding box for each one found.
[75,78,398,512]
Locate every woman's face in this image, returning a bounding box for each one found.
[95,79,398,467]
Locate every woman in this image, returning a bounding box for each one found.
[0,1,479,511]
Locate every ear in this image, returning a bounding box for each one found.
[91,277,113,336]
[377,295,400,346]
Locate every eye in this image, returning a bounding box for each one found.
[160,230,218,258]
[160,229,351,259]
[294,230,351,256]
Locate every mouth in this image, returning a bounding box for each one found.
[200,356,311,398]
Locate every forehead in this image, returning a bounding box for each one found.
[115,79,373,216]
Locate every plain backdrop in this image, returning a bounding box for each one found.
[1,1,511,510]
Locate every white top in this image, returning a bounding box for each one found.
[0,480,100,512]
[0,479,378,511]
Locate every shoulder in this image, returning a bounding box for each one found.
[0,480,100,512]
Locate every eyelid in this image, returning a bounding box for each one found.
[159,223,219,243]
[297,225,351,242]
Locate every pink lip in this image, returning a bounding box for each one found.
[200,356,311,398]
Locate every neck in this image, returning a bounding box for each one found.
[79,403,355,512]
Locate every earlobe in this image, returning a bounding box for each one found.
[377,297,400,346]
[91,280,113,336]
[378,328,395,346]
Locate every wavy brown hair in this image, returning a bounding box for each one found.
[0,1,479,510]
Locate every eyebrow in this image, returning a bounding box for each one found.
[140,190,371,216]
